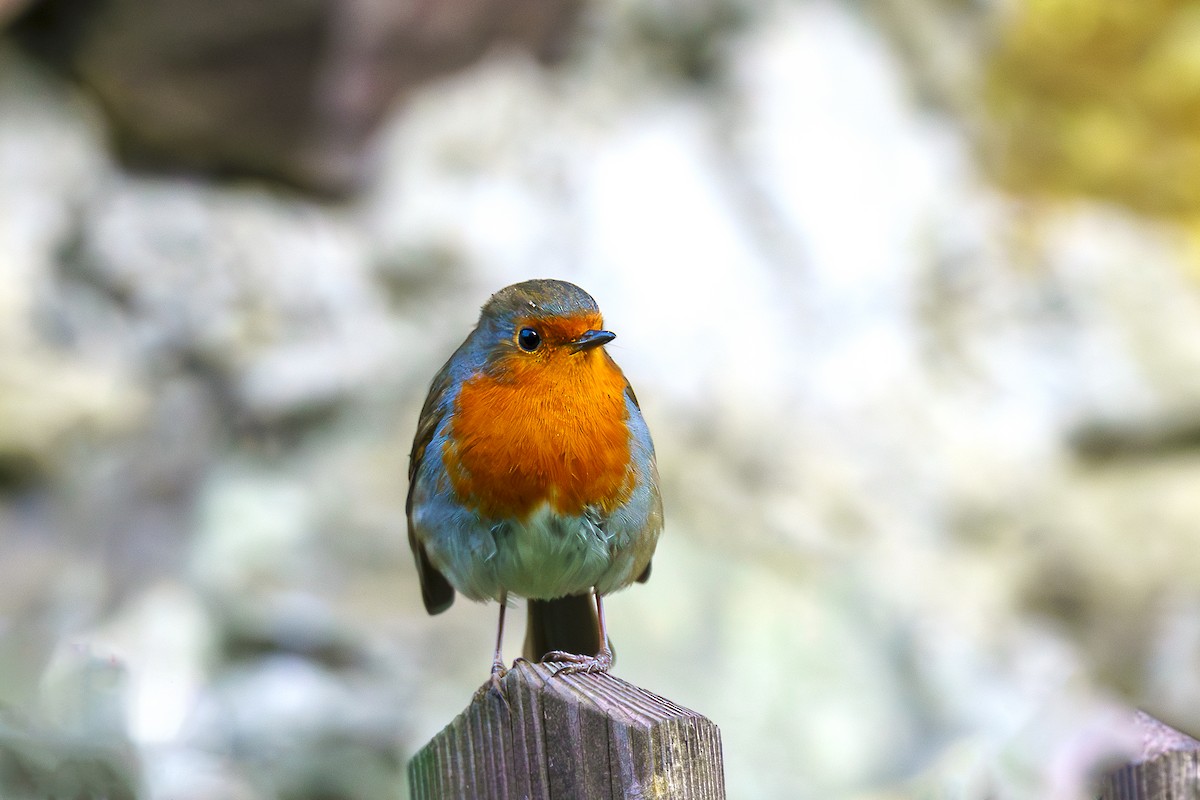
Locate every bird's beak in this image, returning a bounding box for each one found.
[571,329,616,353]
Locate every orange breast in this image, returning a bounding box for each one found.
[444,349,634,520]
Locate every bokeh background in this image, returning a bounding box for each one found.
[3,0,1200,797]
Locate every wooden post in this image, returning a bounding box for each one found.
[408,660,725,799]
[1098,711,1200,800]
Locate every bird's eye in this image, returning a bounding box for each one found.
[517,328,541,352]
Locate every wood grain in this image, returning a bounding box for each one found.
[1098,711,1200,800]
[408,661,725,799]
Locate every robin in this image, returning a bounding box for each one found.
[407,279,663,686]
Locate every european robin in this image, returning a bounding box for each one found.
[407,279,663,687]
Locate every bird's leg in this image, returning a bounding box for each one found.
[490,590,508,694]
[543,590,614,675]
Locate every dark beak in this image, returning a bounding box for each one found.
[571,329,616,353]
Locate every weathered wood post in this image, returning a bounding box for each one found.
[408,660,725,799]
[1098,711,1200,800]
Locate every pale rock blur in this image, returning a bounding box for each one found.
[2,1,1199,798]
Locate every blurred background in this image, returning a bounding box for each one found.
[3,0,1200,797]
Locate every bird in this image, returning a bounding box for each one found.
[406,279,662,688]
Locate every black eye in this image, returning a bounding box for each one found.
[517,328,541,352]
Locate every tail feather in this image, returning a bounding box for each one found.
[523,594,602,661]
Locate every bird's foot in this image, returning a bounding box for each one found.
[489,659,510,704]
[541,648,613,675]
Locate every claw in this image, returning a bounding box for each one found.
[488,659,511,706]
[541,647,613,675]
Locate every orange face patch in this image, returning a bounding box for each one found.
[443,321,634,520]
[513,311,604,348]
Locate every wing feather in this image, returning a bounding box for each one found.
[407,361,457,615]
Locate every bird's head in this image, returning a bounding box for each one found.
[475,279,617,377]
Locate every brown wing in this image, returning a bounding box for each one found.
[407,361,457,615]
[623,376,655,585]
